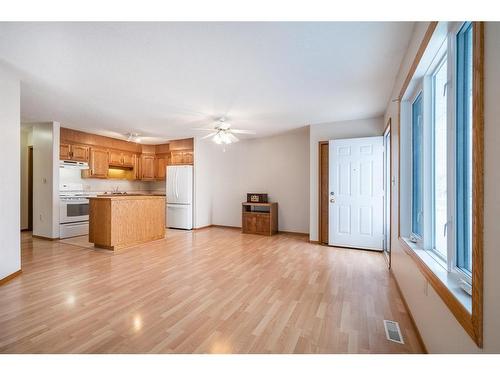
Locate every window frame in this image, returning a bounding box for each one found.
[410,89,424,244]
[429,53,449,263]
[397,21,484,347]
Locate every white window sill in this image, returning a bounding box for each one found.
[401,237,472,312]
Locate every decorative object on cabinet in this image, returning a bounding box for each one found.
[242,202,278,236]
[247,193,268,203]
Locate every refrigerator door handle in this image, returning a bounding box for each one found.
[175,168,179,199]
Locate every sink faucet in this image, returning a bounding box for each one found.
[113,186,119,193]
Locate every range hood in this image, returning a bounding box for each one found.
[59,160,90,170]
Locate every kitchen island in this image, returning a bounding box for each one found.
[88,195,166,250]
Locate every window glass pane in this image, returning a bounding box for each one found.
[432,57,448,259]
[412,93,423,238]
[456,22,473,274]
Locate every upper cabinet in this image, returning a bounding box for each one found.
[169,138,193,151]
[140,155,156,180]
[60,143,89,162]
[86,148,109,178]
[169,138,194,165]
[155,155,168,180]
[108,150,135,168]
[60,128,194,180]
[170,150,193,165]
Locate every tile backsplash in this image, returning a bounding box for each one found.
[59,167,164,193]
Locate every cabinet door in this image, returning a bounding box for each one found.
[141,155,155,179]
[71,145,89,162]
[255,215,271,235]
[170,151,184,165]
[242,214,257,234]
[89,149,109,178]
[122,152,135,167]
[155,157,167,179]
[108,150,123,166]
[182,151,193,164]
[60,143,71,160]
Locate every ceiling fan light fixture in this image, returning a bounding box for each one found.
[126,132,141,142]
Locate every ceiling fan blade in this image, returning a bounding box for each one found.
[231,129,256,134]
[201,132,217,139]
[227,133,240,143]
[193,127,216,131]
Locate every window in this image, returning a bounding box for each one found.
[403,24,475,279]
[411,93,423,239]
[398,21,483,347]
[456,22,473,275]
[431,56,448,260]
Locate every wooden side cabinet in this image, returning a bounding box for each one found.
[242,202,278,236]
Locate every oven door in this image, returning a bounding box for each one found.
[60,198,89,223]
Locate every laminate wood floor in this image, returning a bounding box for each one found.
[0,228,424,353]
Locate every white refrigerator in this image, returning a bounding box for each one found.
[166,165,193,229]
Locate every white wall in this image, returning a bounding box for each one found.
[194,127,310,233]
[32,122,60,239]
[193,136,215,228]
[308,117,385,241]
[0,64,21,279]
[386,22,500,353]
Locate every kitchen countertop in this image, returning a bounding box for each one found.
[90,195,166,200]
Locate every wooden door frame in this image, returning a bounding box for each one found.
[318,141,329,245]
[28,146,33,231]
[383,119,392,268]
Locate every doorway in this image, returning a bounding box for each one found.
[383,120,391,266]
[318,141,329,244]
[328,137,384,250]
[28,146,33,231]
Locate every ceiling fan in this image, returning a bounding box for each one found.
[194,118,255,145]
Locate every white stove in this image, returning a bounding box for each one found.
[59,183,97,239]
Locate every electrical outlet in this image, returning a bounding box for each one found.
[39,214,43,221]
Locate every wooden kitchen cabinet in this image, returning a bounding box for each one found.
[60,143,89,162]
[170,150,193,165]
[155,155,168,180]
[169,138,193,151]
[87,148,109,178]
[108,150,123,166]
[141,155,155,180]
[109,150,135,168]
[60,143,71,160]
[122,152,135,167]
[71,145,89,162]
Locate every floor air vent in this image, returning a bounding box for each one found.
[383,320,404,344]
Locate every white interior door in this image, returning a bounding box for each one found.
[328,137,384,250]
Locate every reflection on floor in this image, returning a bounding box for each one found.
[0,229,424,353]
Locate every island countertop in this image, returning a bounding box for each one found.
[88,195,166,250]
[90,194,166,200]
